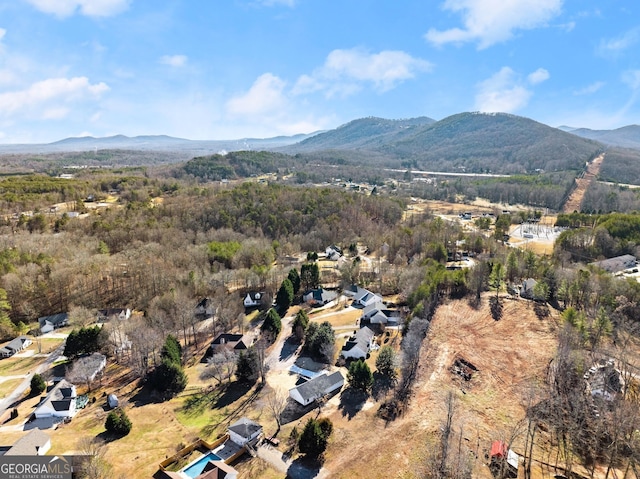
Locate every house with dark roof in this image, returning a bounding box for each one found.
[195,460,238,479]
[243,292,265,309]
[38,313,69,333]
[227,417,262,447]
[590,254,637,274]
[4,429,51,456]
[0,335,32,358]
[34,379,77,422]
[289,371,344,406]
[195,298,215,318]
[302,288,338,306]
[97,308,131,322]
[341,327,375,360]
[208,334,252,356]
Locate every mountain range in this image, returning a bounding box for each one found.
[2,113,640,176]
[0,132,317,156]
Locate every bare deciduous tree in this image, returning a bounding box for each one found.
[265,386,288,435]
[200,349,237,386]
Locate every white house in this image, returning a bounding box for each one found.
[351,287,383,308]
[97,308,131,322]
[362,303,401,328]
[243,292,265,309]
[341,327,375,360]
[289,371,345,406]
[0,335,32,358]
[325,245,342,261]
[38,313,69,333]
[34,379,77,420]
[227,417,263,446]
[5,429,51,456]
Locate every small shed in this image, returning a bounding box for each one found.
[107,394,119,409]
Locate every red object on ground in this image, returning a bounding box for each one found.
[490,440,508,459]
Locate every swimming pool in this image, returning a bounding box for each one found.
[181,451,223,478]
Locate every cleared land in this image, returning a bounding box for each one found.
[562,153,604,213]
[319,294,559,479]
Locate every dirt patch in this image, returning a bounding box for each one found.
[318,293,559,479]
[562,153,604,213]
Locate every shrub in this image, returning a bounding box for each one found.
[30,373,46,396]
[105,408,132,436]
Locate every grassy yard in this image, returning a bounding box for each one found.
[0,355,42,376]
[0,378,24,398]
[38,337,66,353]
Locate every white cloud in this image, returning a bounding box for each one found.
[293,48,432,97]
[159,55,188,68]
[426,0,563,49]
[598,27,640,56]
[573,81,604,96]
[226,73,287,117]
[528,68,549,85]
[0,77,109,120]
[475,67,532,113]
[24,0,131,18]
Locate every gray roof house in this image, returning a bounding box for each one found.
[4,429,51,456]
[38,313,69,333]
[341,327,375,360]
[302,288,338,306]
[72,353,107,382]
[350,287,383,308]
[289,371,345,406]
[227,417,262,446]
[362,303,401,327]
[0,335,32,358]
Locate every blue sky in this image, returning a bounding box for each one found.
[0,0,639,143]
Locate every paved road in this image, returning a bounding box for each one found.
[0,342,66,418]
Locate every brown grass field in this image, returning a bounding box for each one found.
[318,293,560,479]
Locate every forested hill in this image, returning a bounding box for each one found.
[283,116,436,151]
[569,125,640,149]
[284,112,603,174]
